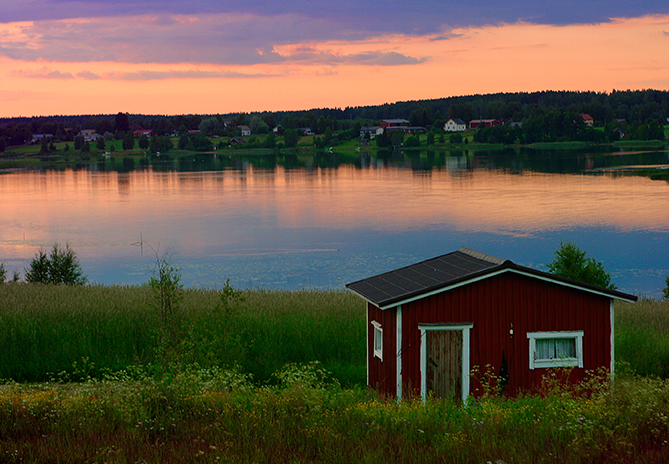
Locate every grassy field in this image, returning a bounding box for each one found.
[0,284,366,385]
[0,285,667,384]
[0,286,668,462]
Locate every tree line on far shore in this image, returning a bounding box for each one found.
[1,89,667,152]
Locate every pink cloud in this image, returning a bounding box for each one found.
[10,67,74,79]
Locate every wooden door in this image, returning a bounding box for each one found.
[426,330,463,402]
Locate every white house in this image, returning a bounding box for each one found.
[360,126,383,140]
[444,119,467,132]
[79,129,102,141]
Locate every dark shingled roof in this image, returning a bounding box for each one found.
[346,247,637,308]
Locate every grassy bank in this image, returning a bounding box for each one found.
[616,298,669,377]
[0,284,366,385]
[0,285,667,384]
[1,368,669,463]
[3,134,666,172]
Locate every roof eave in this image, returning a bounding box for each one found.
[363,263,637,310]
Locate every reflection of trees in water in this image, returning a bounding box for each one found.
[56,147,669,175]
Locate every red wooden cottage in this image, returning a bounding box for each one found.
[346,247,637,401]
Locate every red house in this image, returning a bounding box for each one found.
[581,114,594,127]
[346,247,636,401]
[133,129,153,138]
[469,119,503,129]
[380,119,410,129]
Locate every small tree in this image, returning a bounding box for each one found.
[122,131,135,150]
[390,130,404,147]
[546,240,616,290]
[663,275,669,300]
[404,135,420,147]
[25,243,87,285]
[284,128,299,148]
[149,251,184,369]
[138,134,150,149]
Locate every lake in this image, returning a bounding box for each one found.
[1,147,668,298]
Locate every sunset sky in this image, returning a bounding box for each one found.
[1,1,668,117]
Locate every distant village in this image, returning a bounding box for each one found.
[2,89,668,152]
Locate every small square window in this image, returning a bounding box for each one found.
[372,321,383,360]
[527,331,583,369]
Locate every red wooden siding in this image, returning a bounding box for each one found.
[396,271,611,396]
[367,302,397,397]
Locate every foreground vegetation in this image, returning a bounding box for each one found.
[1,285,668,461]
[2,364,669,463]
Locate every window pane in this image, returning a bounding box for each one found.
[536,338,576,360]
[554,338,576,358]
[536,339,552,359]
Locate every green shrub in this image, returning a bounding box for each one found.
[546,240,616,289]
[24,242,87,285]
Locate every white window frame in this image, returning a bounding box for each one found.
[372,321,383,361]
[527,331,584,369]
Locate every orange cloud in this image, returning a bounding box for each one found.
[0,14,667,116]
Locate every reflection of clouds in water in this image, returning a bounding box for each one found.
[0,164,668,298]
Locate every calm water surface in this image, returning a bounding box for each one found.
[1,148,668,298]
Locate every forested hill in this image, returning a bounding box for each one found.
[1,89,668,146]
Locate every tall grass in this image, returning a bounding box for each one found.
[0,284,366,384]
[616,298,669,377]
[1,283,667,385]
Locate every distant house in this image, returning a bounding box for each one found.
[346,247,637,401]
[380,119,410,129]
[360,126,384,140]
[188,130,201,136]
[31,134,53,144]
[133,129,153,138]
[229,137,246,145]
[239,125,252,137]
[469,119,503,130]
[298,127,314,136]
[79,129,102,142]
[581,114,594,127]
[444,119,467,132]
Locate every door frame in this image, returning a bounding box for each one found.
[419,323,473,402]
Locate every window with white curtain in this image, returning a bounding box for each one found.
[527,331,584,369]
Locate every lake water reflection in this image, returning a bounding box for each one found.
[1,148,668,298]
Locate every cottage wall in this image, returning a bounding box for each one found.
[367,302,397,397]
[397,271,611,396]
